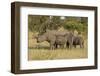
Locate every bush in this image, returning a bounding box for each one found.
[64,20,86,32]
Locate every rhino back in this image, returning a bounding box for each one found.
[45,32,56,42]
[46,30,68,36]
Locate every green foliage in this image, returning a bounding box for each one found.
[64,20,87,32]
[28,15,49,33]
[28,15,88,34]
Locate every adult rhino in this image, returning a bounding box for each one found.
[66,32,84,48]
[33,30,69,50]
[34,32,56,50]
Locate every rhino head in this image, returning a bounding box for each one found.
[33,33,47,43]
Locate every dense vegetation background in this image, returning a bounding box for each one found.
[28,15,88,34]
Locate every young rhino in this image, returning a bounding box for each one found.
[66,31,84,49]
[73,35,84,48]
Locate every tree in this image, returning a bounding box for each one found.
[28,15,88,35]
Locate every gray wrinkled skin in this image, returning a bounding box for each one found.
[34,30,84,49]
[46,30,69,36]
[65,31,74,49]
[55,35,67,49]
[35,30,69,50]
[35,32,56,50]
[66,33,84,48]
[73,35,84,48]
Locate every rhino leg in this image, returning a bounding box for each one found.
[67,40,73,49]
[66,42,69,48]
[66,36,74,49]
[74,45,76,48]
[50,44,54,50]
[50,42,55,50]
[79,39,84,48]
[81,41,84,48]
[82,42,84,48]
[69,43,73,49]
[80,42,82,48]
[54,43,58,49]
[60,44,64,49]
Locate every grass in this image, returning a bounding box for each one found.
[28,31,88,60]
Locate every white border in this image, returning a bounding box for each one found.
[20,6,95,70]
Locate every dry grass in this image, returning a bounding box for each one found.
[28,31,88,60]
